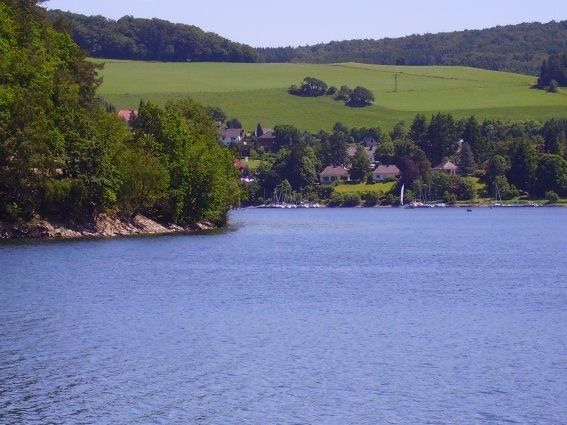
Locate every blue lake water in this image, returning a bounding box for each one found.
[0,208,566,424]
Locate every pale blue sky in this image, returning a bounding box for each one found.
[45,0,567,47]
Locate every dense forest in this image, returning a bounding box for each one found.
[46,9,258,62]
[45,9,565,75]
[258,21,567,75]
[47,10,567,75]
[1,0,238,227]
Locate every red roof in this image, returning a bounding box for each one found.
[234,159,247,170]
[118,109,138,121]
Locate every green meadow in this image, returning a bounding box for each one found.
[95,59,567,131]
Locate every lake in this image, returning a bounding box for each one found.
[0,208,565,424]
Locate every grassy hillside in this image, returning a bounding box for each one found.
[96,60,567,131]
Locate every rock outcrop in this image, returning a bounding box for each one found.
[0,214,217,240]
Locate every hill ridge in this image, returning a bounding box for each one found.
[47,8,566,75]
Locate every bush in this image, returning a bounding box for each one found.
[545,190,559,203]
[443,191,457,204]
[328,192,344,206]
[383,193,397,206]
[362,191,380,206]
[455,177,476,201]
[342,192,361,206]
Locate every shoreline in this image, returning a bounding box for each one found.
[241,202,564,209]
[0,214,218,241]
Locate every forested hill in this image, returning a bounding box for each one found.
[46,9,565,75]
[46,9,258,63]
[258,21,567,75]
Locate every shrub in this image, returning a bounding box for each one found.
[383,193,396,206]
[545,190,559,203]
[443,191,457,204]
[362,191,379,206]
[342,192,361,206]
[328,192,344,206]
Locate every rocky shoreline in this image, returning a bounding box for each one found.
[0,214,217,240]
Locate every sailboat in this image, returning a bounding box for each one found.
[400,184,405,208]
[492,183,503,207]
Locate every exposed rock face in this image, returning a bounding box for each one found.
[0,214,217,240]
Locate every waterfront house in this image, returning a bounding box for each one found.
[432,160,459,176]
[320,166,350,184]
[219,128,244,147]
[372,164,400,182]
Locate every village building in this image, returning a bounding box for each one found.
[372,165,401,182]
[432,160,459,176]
[234,158,248,174]
[362,136,378,147]
[218,128,244,147]
[117,109,138,125]
[254,126,272,138]
[257,131,277,151]
[346,144,377,163]
[319,166,350,184]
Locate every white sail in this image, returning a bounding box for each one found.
[400,184,405,207]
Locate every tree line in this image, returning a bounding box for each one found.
[46,9,258,63]
[258,21,567,75]
[1,1,238,226]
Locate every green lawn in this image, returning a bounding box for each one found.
[244,159,266,171]
[95,60,567,131]
[333,181,396,194]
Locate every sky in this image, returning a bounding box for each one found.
[45,0,567,47]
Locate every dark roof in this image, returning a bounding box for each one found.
[258,130,276,140]
[219,128,243,138]
[347,144,376,160]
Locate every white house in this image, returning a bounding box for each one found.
[432,160,459,176]
[319,166,350,184]
[218,128,244,147]
[372,165,400,182]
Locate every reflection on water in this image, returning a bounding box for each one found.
[1,208,566,423]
